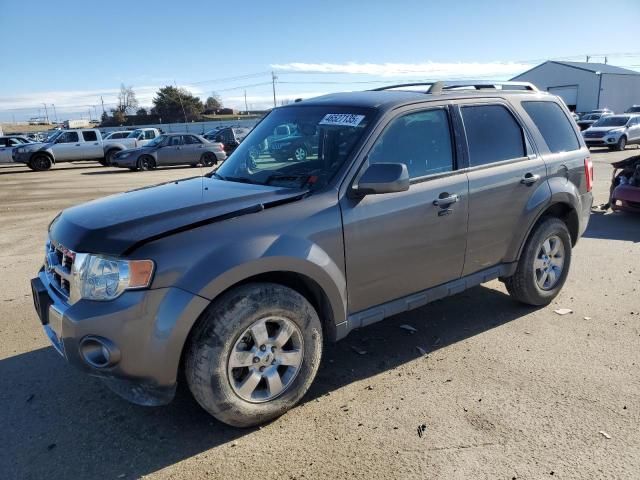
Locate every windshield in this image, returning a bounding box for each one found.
[47,131,63,143]
[213,106,374,188]
[145,134,167,147]
[127,129,143,139]
[626,106,640,113]
[582,114,601,120]
[593,116,629,127]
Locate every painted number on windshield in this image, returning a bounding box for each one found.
[319,114,365,127]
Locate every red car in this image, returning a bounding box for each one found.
[610,156,640,213]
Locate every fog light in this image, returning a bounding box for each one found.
[79,336,120,368]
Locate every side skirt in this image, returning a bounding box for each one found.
[335,263,517,340]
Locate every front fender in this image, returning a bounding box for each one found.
[176,235,347,328]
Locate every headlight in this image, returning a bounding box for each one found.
[607,128,624,135]
[74,254,154,301]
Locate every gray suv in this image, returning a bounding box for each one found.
[30,81,593,427]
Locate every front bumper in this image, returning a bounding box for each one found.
[110,155,139,167]
[12,150,33,164]
[31,268,210,405]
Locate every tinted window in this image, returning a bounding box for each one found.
[168,136,183,146]
[184,135,201,144]
[58,131,79,143]
[8,138,21,146]
[144,130,156,139]
[522,101,580,153]
[461,105,525,166]
[82,130,98,141]
[369,109,454,179]
[0,139,7,147]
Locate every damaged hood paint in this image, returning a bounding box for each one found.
[49,176,306,255]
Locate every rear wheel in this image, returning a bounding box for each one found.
[293,146,308,161]
[185,283,323,427]
[138,155,156,171]
[504,217,572,306]
[105,149,120,166]
[28,154,52,171]
[201,152,216,167]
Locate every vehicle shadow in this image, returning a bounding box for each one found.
[81,166,197,175]
[0,285,536,479]
[584,210,639,243]
[0,164,104,176]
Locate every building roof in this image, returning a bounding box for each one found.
[550,61,639,75]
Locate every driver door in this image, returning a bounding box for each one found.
[156,135,184,165]
[51,131,81,160]
[340,106,469,313]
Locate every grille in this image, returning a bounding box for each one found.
[44,240,75,300]
[584,131,604,138]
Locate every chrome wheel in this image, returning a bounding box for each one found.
[534,235,565,290]
[227,316,304,403]
[293,146,307,161]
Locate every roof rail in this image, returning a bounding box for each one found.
[371,80,538,94]
[429,80,538,93]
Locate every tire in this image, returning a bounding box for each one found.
[293,146,308,162]
[200,152,216,167]
[504,217,572,306]
[105,149,121,166]
[185,283,323,427]
[615,135,627,151]
[28,153,52,171]
[138,155,156,171]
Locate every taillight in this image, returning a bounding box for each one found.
[584,157,594,192]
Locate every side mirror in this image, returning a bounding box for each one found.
[353,162,410,196]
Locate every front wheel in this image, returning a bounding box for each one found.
[185,283,323,427]
[200,152,216,167]
[28,154,52,171]
[615,135,627,151]
[293,146,308,162]
[138,155,156,171]
[504,217,572,306]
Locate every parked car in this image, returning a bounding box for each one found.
[30,81,593,427]
[0,136,33,163]
[110,133,225,170]
[608,155,640,213]
[268,124,319,161]
[103,127,161,165]
[102,131,132,141]
[576,112,612,131]
[12,129,104,170]
[204,126,251,155]
[582,114,640,150]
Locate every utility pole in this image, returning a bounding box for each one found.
[271,71,278,108]
[175,81,189,131]
[100,96,106,116]
[604,56,608,64]
[43,103,50,124]
[52,104,58,123]
[244,90,249,115]
[586,55,590,63]
[88,109,92,121]
[93,105,98,119]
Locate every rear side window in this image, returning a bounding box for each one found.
[522,101,580,153]
[369,108,454,179]
[461,105,525,166]
[82,131,97,141]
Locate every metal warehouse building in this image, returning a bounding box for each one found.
[511,61,640,113]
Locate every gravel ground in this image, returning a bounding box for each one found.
[0,150,638,480]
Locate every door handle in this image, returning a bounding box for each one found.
[520,173,540,185]
[433,193,460,207]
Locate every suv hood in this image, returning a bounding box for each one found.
[586,126,625,133]
[49,176,307,256]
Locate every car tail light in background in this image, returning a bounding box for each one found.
[214,143,224,150]
[584,157,594,192]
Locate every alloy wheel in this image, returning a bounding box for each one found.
[227,316,304,403]
[534,235,565,290]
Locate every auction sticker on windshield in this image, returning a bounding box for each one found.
[319,113,366,127]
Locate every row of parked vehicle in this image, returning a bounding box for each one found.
[575,105,640,151]
[0,125,257,171]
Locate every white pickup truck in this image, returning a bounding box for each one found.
[103,127,161,165]
[12,129,104,171]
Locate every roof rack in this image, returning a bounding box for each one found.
[371,80,539,94]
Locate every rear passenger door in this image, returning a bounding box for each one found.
[341,106,469,313]
[183,134,206,163]
[81,130,102,158]
[458,102,548,276]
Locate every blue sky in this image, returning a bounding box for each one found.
[1,0,639,121]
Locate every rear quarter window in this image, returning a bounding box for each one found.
[522,101,580,153]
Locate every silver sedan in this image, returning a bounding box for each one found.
[110,133,227,171]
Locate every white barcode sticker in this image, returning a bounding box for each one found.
[319,113,365,127]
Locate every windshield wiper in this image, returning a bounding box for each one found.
[211,173,261,185]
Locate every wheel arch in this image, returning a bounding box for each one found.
[31,149,55,164]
